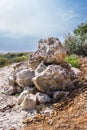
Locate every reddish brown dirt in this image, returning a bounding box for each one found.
[22,87,87,130]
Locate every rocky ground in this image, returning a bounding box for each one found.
[22,56,87,130]
[0,63,55,130]
[22,87,87,130]
[0,62,87,130]
[0,64,27,130]
[0,38,87,130]
[0,62,39,130]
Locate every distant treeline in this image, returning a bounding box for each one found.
[0,52,32,67]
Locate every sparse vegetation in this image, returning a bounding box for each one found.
[0,52,32,67]
[0,57,10,67]
[65,54,80,68]
[15,93,20,97]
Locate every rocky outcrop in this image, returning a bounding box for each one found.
[16,69,35,88]
[29,37,67,69]
[32,65,75,94]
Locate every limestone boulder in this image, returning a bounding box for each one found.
[36,92,52,104]
[70,67,81,76]
[8,73,15,86]
[21,94,36,110]
[32,65,75,94]
[16,69,35,88]
[17,89,29,105]
[5,86,16,95]
[29,37,67,69]
[24,86,36,93]
[35,61,47,76]
[17,86,36,105]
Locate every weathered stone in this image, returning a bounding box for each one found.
[5,86,16,95]
[12,62,30,72]
[8,74,15,86]
[24,86,37,94]
[21,94,36,110]
[32,65,75,94]
[43,108,53,116]
[29,37,67,69]
[17,86,37,105]
[36,92,52,104]
[16,85,23,93]
[16,69,35,88]
[53,91,69,101]
[18,89,30,105]
[35,61,47,76]
[70,67,81,76]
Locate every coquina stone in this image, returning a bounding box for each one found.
[21,94,36,110]
[36,92,52,104]
[29,37,67,69]
[16,68,35,88]
[32,65,75,94]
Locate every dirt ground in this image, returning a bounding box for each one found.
[22,86,87,130]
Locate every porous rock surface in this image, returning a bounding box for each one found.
[29,37,67,69]
[16,68,35,88]
[21,94,37,110]
[32,65,76,94]
[36,92,52,104]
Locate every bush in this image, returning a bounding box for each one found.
[0,52,30,67]
[0,57,9,67]
[13,55,28,63]
[74,23,87,37]
[65,55,80,68]
[64,34,79,54]
[63,23,87,56]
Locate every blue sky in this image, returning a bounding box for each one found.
[0,0,87,52]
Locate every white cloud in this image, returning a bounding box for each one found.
[0,0,78,38]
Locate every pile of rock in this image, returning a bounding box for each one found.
[6,37,80,110]
[5,62,35,95]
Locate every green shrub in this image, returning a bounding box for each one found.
[0,57,9,67]
[63,23,87,56]
[0,52,31,67]
[3,53,16,59]
[63,34,77,54]
[12,55,28,63]
[74,23,87,37]
[65,55,80,68]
